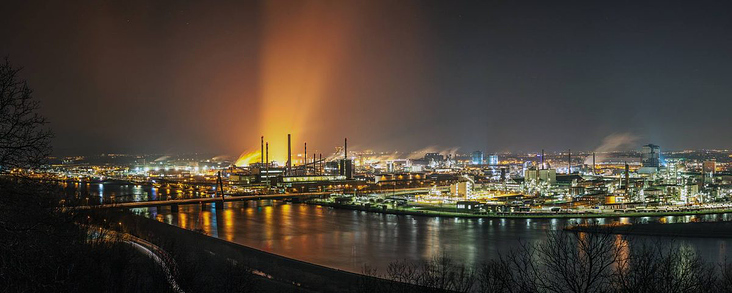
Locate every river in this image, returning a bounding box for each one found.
[135,200,732,273]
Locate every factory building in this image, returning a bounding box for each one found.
[471,151,484,165]
[640,144,661,172]
[425,153,444,163]
[488,154,499,166]
[525,168,557,184]
[450,175,474,198]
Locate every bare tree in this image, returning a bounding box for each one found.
[717,260,732,292]
[478,227,625,293]
[371,230,726,293]
[358,255,476,293]
[0,57,52,170]
[613,240,718,293]
[535,229,623,293]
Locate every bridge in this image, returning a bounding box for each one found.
[71,186,446,211]
[73,192,330,211]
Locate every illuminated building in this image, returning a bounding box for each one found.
[641,144,661,168]
[488,154,499,166]
[450,175,474,198]
[424,153,444,163]
[456,201,482,211]
[525,168,556,184]
[338,138,353,179]
[282,175,346,183]
[703,160,716,184]
[637,144,661,175]
[275,174,361,193]
[703,160,717,175]
[471,151,484,165]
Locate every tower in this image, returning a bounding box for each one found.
[592,152,596,175]
[287,134,292,176]
[265,142,269,186]
[471,151,484,165]
[540,149,545,169]
[641,144,661,169]
[304,142,307,175]
[339,138,353,179]
[624,162,630,189]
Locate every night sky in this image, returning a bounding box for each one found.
[2,0,731,158]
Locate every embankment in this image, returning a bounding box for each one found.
[566,221,732,238]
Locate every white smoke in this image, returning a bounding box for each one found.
[322,145,461,162]
[584,133,639,165]
[406,146,461,160]
[153,155,170,162]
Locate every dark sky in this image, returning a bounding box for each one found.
[2,0,731,158]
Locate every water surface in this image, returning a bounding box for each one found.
[138,201,732,273]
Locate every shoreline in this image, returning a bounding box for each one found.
[566,221,732,238]
[307,201,732,219]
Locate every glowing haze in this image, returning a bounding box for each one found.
[3,1,732,156]
[256,1,357,164]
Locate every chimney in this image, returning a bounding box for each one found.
[568,149,571,174]
[287,134,292,176]
[304,142,307,174]
[344,138,348,160]
[592,152,596,175]
[540,149,544,169]
[624,162,630,189]
[319,153,322,175]
[261,136,264,166]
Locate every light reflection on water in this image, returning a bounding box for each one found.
[137,201,732,273]
[58,182,215,205]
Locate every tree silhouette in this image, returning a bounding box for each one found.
[0,57,52,170]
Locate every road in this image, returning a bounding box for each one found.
[88,226,184,293]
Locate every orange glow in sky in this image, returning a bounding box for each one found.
[234,150,262,167]
[257,1,357,163]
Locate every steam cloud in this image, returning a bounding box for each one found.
[584,133,639,165]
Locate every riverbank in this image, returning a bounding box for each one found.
[308,200,732,219]
[567,221,732,238]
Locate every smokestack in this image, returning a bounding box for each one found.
[319,153,322,175]
[265,142,269,186]
[313,153,316,175]
[702,168,706,188]
[304,142,307,174]
[344,138,348,160]
[568,149,571,174]
[592,152,596,175]
[624,162,630,189]
[540,149,544,169]
[261,136,264,166]
[265,142,269,167]
[287,134,292,176]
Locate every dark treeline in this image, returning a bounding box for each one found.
[0,179,172,292]
[357,227,732,293]
[0,178,266,292]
